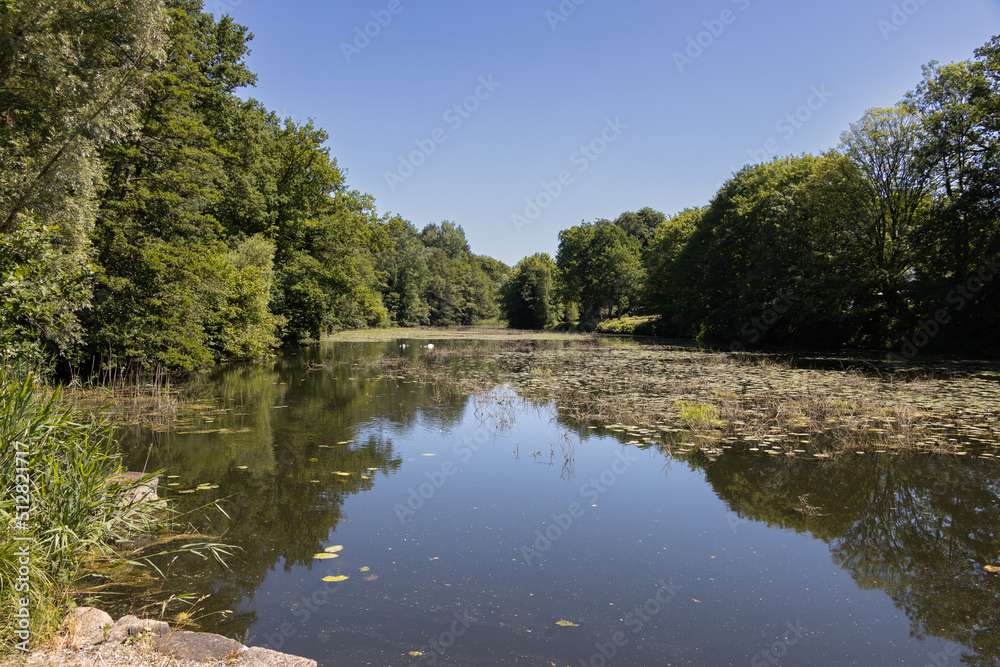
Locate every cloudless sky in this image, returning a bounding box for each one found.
[213,0,1000,267]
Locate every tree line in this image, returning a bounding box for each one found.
[504,37,1000,356]
[0,0,507,375]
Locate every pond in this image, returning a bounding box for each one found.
[112,335,1000,666]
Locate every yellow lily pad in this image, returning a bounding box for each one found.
[314,553,338,560]
[323,575,349,582]
[556,620,579,627]
[359,566,370,572]
[325,545,344,553]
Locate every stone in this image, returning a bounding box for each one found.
[239,646,319,667]
[60,607,113,647]
[156,631,243,662]
[105,614,171,643]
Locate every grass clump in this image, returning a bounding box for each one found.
[0,371,231,652]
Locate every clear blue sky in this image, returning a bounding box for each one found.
[215,0,1000,267]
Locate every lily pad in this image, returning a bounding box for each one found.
[325,545,344,553]
[323,575,349,582]
[556,620,579,627]
[314,553,338,560]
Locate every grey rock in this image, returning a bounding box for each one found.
[156,631,243,662]
[61,607,113,646]
[239,646,319,667]
[106,614,171,643]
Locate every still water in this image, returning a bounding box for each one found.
[116,338,1000,666]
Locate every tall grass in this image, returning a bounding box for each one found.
[0,371,230,651]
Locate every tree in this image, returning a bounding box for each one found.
[0,0,168,366]
[556,221,643,320]
[85,0,256,369]
[642,208,701,331]
[614,207,666,249]
[836,106,931,344]
[500,254,558,330]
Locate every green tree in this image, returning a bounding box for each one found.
[85,0,255,370]
[614,207,666,249]
[836,106,931,344]
[556,221,643,320]
[500,253,558,330]
[0,0,168,366]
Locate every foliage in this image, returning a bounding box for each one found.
[630,36,999,354]
[556,220,643,320]
[593,315,659,336]
[500,253,558,330]
[0,0,508,374]
[0,371,231,648]
[377,220,507,327]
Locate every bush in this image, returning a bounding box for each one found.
[595,315,660,336]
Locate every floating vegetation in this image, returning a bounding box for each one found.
[359,566,370,572]
[363,574,378,581]
[314,553,338,560]
[986,565,1000,573]
[323,575,349,582]
[556,620,579,627]
[365,339,1000,458]
[325,546,344,553]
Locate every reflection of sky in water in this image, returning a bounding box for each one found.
[116,340,999,666]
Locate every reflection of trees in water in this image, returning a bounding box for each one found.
[109,341,495,638]
[698,451,1000,665]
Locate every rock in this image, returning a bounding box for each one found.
[239,646,319,667]
[156,631,243,662]
[105,615,171,643]
[115,471,161,505]
[61,607,113,646]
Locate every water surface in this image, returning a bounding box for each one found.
[115,338,1000,666]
